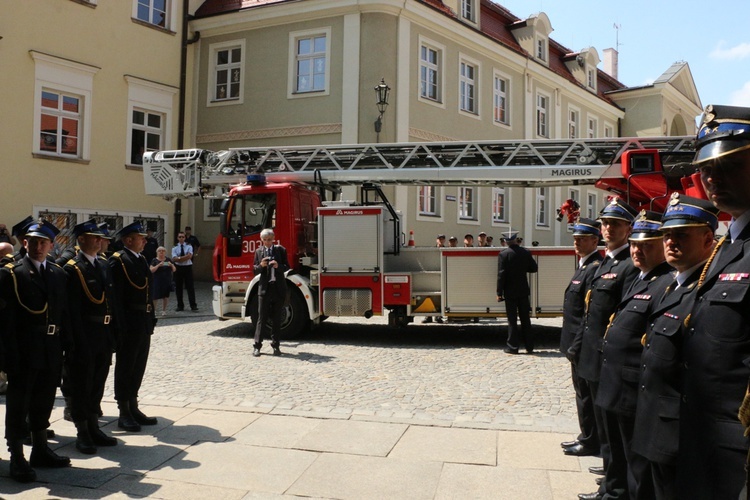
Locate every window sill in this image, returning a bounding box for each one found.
[32,153,90,165]
[131,18,176,35]
[70,0,96,8]
[125,163,144,171]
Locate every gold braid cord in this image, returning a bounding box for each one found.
[9,268,48,316]
[697,235,727,288]
[72,262,105,305]
[739,383,750,436]
[113,253,148,290]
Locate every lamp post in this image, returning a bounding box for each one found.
[374,78,390,143]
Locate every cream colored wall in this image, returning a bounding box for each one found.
[0,0,186,243]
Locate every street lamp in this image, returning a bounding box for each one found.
[374,78,390,142]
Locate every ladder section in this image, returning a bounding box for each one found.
[142,137,694,198]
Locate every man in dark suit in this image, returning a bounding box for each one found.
[109,222,157,432]
[253,228,290,357]
[677,104,750,499]
[596,211,673,499]
[560,218,603,463]
[496,231,538,354]
[632,194,719,500]
[0,220,71,482]
[575,198,640,500]
[63,220,118,454]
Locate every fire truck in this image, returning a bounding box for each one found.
[142,137,700,337]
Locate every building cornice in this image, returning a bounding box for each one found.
[197,123,343,144]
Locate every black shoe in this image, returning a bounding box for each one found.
[561,440,579,448]
[176,307,184,312]
[9,455,36,483]
[595,477,603,485]
[578,493,603,500]
[130,404,157,426]
[564,443,599,456]
[89,418,117,447]
[526,349,534,354]
[190,307,199,312]
[435,317,443,324]
[253,348,261,357]
[117,414,141,432]
[588,466,605,476]
[74,421,96,455]
[273,347,282,356]
[503,347,519,355]
[29,446,71,468]
[423,316,433,323]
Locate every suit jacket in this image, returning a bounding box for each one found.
[253,244,290,296]
[64,251,117,357]
[596,262,673,415]
[496,245,538,299]
[0,255,69,373]
[577,246,639,382]
[632,267,701,465]
[560,252,603,354]
[679,227,750,497]
[108,248,155,336]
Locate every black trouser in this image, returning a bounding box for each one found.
[572,363,600,450]
[114,329,151,402]
[174,265,196,309]
[254,284,285,348]
[587,380,611,496]
[67,346,112,421]
[504,296,533,351]
[650,461,676,500]
[5,366,58,440]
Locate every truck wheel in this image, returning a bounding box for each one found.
[248,289,309,340]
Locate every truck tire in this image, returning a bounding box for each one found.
[248,288,309,340]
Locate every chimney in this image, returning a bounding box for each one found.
[603,48,618,80]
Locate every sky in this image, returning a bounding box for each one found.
[495,0,750,117]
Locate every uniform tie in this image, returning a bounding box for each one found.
[180,244,185,257]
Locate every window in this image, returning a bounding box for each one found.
[536,93,549,138]
[32,52,97,161]
[133,0,174,30]
[459,60,477,114]
[208,41,244,104]
[293,32,328,93]
[536,36,548,62]
[587,192,597,219]
[568,109,579,138]
[126,76,176,167]
[492,187,507,223]
[420,44,440,101]
[604,124,614,138]
[493,74,509,125]
[461,0,476,22]
[459,187,476,220]
[418,186,439,216]
[588,116,598,138]
[536,188,549,227]
[587,68,596,90]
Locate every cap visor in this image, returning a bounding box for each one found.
[694,141,750,164]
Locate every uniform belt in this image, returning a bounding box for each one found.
[30,324,58,335]
[87,315,112,325]
[126,303,152,313]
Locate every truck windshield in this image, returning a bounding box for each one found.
[233,193,276,236]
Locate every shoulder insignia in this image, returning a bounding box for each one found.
[112,252,122,258]
[4,262,14,269]
[592,261,600,267]
[67,259,77,266]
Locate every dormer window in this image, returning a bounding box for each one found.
[587,68,596,90]
[536,36,548,62]
[461,0,477,23]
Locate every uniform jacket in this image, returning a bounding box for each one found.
[560,252,603,354]
[0,255,69,373]
[596,262,673,415]
[632,267,701,465]
[253,244,290,296]
[64,251,117,357]
[108,249,155,336]
[577,246,639,382]
[496,245,538,299]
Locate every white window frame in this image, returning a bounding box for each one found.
[417,186,442,218]
[492,187,508,223]
[132,0,176,31]
[460,0,477,23]
[458,55,480,117]
[587,67,597,91]
[419,38,444,104]
[536,92,550,138]
[31,52,98,161]
[587,192,598,219]
[568,107,579,139]
[493,70,510,127]
[587,115,599,138]
[288,27,331,99]
[536,187,549,227]
[535,36,548,62]
[604,123,615,138]
[458,187,478,221]
[206,39,245,107]
[125,76,176,168]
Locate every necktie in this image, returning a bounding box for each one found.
[268,247,275,282]
[180,244,185,257]
[39,262,46,279]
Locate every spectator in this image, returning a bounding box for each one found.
[252,228,290,357]
[184,226,200,257]
[171,232,198,312]
[142,227,159,264]
[0,241,13,259]
[464,234,474,247]
[496,231,538,354]
[435,234,446,248]
[448,236,458,247]
[486,236,494,247]
[150,246,176,315]
[0,223,17,246]
[477,231,488,247]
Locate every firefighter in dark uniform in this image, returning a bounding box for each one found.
[98,222,115,258]
[596,211,673,499]
[575,198,640,500]
[678,105,750,499]
[560,218,604,462]
[0,220,71,482]
[631,194,719,500]
[109,221,157,432]
[63,220,118,453]
[0,216,34,266]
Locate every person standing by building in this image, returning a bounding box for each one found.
[253,228,290,357]
[559,218,603,463]
[150,246,176,316]
[595,211,672,499]
[63,220,118,454]
[632,194,719,500]
[448,236,458,247]
[0,223,17,246]
[463,234,474,247]
[184,226,200,257]
[677,105,750,499]
[575,198,639,500]
[171,231,197,312]
[496,231,538,354]
[142,227,159,264]
[0,220,70,482]
[109,222,157,432]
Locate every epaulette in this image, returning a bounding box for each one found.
[112,252,122,258]
[591,261,600,267]
[67,259,77,266]
[4,262,16,269]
